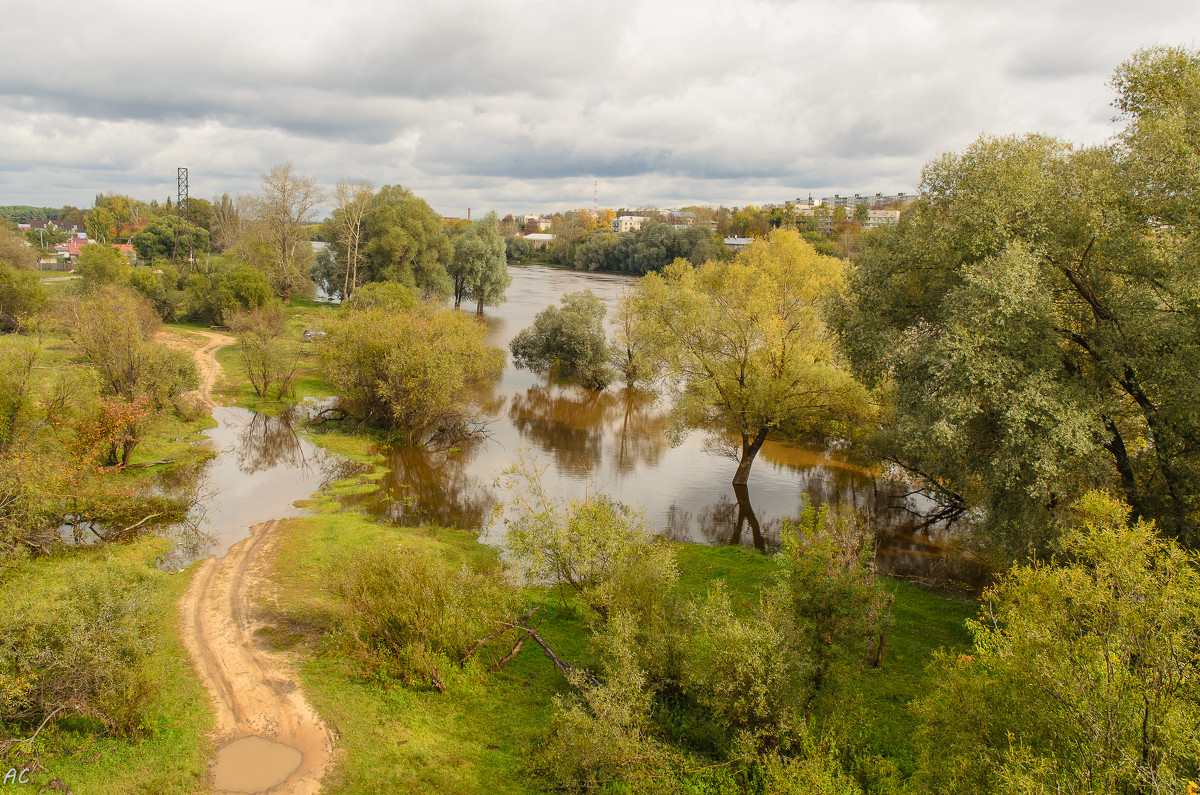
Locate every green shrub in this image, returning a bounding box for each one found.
[913,492,1200,794]
[334,544,519,689]
[0,556,158,737]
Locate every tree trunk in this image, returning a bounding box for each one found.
[732,429,769,485]
[476,296,485,317]
[732,483,765,550]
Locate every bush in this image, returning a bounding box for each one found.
[75,244,131,286]
[501,461,678,623]
[0,555,158,737]
[334,544,519,690]
[0,263,47,332]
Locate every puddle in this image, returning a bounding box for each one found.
[158,405,362,569]
[213,736,303,792]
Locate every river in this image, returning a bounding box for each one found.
[168,265,982,585]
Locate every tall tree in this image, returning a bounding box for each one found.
[245,161,325,303]
[836,46,1200,555]
[632,230,870,485]
[329,179,374,301]
[449,212,511,315]
[358,185,453,297]
[210,193,243,252]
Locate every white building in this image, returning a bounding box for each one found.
[864,209,901,229]
[611,215,647,234]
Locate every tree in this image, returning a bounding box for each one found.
[609,295,654,389]
[245,161,324,302]
[130,215,210,261]
[914,492,1200,795]
[326,179,374,301]
[85,207,115,243]
[75,244,130,285]
[62,287,196,408]
[852,203,869,224]
[359,184,453,297]
[510,290,615,389]
[632,230,870,485]
[210,193,243,252]
[836,47,1200,555]
[449,213,511,315]
[317,301,503,444]
[227,303,296,399]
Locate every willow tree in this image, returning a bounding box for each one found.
[632,229,869,485]
[836,47,1200,556]
[449,212,511,314]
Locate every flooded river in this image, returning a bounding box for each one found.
[171,265,982,584]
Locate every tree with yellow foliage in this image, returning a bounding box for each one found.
[630,229,869,484]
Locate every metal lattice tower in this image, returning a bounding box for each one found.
[173,167,191,264]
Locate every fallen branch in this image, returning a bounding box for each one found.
[497,619,599,691]
[494,630,534,671]
[460,607,542,667]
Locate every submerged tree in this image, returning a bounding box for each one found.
[510,290,615,390]
[632,230,870,485]
[317,299,502,444]
[449,212,511,315]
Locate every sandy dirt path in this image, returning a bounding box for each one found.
[181,521,333,794]
[165,328,334,793]
[156,328,235,408]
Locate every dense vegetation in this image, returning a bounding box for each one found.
[0,44,1197,795]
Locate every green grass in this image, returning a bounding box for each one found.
[254,479,978,794]
[0,540,213,795]
[262,512,594,795]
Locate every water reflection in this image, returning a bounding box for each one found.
[159,406,360,569]
[341,436,499,530]
[343,265,991,588]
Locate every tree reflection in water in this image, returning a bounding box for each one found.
[506,384,666,479]
[339,432,499,530]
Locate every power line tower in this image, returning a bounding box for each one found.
[593,179,598,213]
[172,167,192,264]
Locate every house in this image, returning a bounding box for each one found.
[723,236,754,251]
[611,215,647,234]
[523,233,556,246]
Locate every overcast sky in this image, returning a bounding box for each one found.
[1,1,1196,217]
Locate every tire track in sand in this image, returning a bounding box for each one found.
[164,327,334,793]
[181,521,332,794]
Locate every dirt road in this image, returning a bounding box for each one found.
[156,328,235,408]
[181,521,333,794]
[168,328,334,793]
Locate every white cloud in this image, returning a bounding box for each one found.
[1,0,1197,214]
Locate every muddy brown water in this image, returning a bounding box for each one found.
[165,265,982,585]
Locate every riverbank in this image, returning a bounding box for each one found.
[3,295,978,794]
